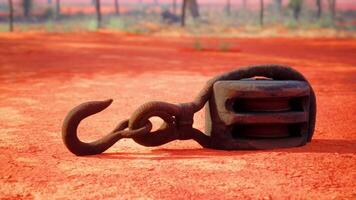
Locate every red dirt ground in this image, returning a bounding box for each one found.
[0,32,355,199]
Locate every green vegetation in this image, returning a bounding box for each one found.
[219,42,231,52]
[192,39,203,51]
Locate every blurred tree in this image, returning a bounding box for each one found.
[95,0,102,28]
[181,0,187,26]
[226,0,231,16]
[22,0,32,18]
[55,0,60,19]
[187,0,199,18]
[8,0,13,32]
[328,0,336,22]
[260,0,264,26]
[289,0,303,21]
[172,0,177,14]
[316,0,322,19]
[274,0,282,16]
[114,0,120,15]
[181,0,200,27]
[242,0,247,10]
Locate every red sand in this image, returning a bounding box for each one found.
[0,32,355,199]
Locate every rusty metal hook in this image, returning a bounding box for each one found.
[62,99,152,156]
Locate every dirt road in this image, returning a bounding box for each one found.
[0,32,355,199]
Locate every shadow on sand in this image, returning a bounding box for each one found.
[88,139,356,160]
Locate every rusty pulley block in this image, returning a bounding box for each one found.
[62,65,316,156]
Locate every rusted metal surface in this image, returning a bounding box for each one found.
[62,65,317,155]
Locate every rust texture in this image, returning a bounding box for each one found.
[62,65,316,156]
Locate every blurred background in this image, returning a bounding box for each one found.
[0,2,356,199]
[0,0,355,36]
